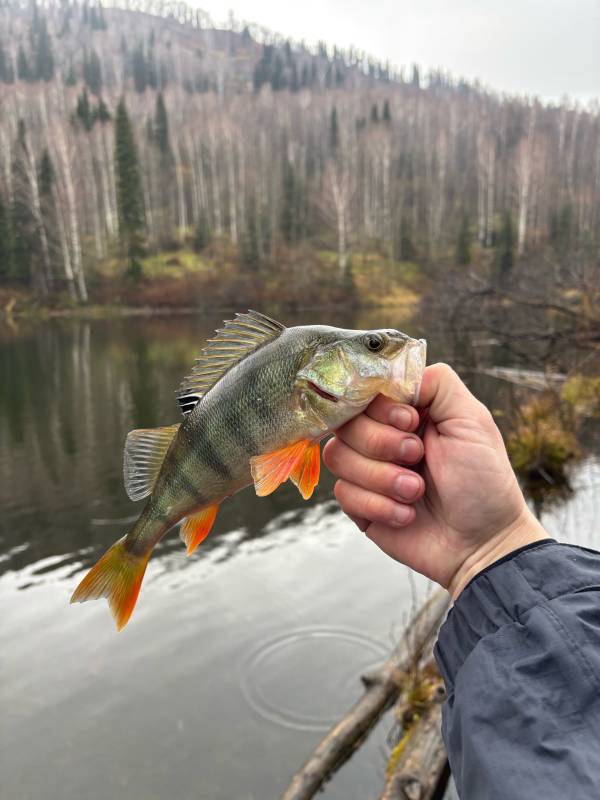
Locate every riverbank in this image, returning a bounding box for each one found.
[0,245,425,320]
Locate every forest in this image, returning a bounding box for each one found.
[0,0,599,310]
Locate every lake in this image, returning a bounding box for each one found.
[1,310,598,800]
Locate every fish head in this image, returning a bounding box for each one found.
[297,328,427,410]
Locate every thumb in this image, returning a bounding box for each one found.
[417,363,482,424]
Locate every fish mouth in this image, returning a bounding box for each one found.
[307,381,339,403]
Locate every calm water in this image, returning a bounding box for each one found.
[1,310,598,800]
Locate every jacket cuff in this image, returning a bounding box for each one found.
[434,540,600,691]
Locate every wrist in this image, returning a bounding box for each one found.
[448,509,549,599]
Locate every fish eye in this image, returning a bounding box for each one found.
[365,333,384,352]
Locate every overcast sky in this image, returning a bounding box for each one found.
[198,0,599,103]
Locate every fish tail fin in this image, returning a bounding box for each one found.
[70,536,151,631]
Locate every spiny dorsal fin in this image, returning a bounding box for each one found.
[176,310,285,416]
[123,424,180,501]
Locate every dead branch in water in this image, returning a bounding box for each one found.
[279,590,450,800]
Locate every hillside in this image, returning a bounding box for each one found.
[0,0,598,309]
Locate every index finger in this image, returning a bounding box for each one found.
[365,396,420,432]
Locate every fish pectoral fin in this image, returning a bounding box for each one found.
[250,440,311,497]
[180,504,220,556]
[290,442,321,500]
[123,424,180,501]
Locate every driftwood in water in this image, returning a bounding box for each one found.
[380,667,448,800]
[280,590,450,800]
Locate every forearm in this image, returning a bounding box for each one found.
[436,541,600,799]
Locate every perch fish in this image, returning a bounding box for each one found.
[71,311,426,629]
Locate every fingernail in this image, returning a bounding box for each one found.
[399,438,421,462]
[390,407,412,429]
[395,474,421,500]
[393,505,412,525]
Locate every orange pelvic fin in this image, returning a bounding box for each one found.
[70,536,151,631]
[250,439,311,497]
[290,442,321,500]
[180,504,220,555]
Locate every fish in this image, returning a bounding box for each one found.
[71,311,427,630]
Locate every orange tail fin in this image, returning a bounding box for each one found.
[70,536,151,631]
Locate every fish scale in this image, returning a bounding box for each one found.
[71,311,426,630]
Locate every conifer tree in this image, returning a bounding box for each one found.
[94,98,111,124]
[154,92,170,155]
[76,89,93,130]
[383,99,391,123]
[330,106,339,152]
[370,103,379,123]
[496,210,514,285]
[17,45,31,81]
[456,212,471,265]
[38,149,54,195]
[83,49,102,94]
[132,44,147,92]
[34,16,54,81]
[114,98,145,279]
[0,196,12,277]
[65,60,76,86]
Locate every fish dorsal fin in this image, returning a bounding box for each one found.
[123,424,180,501]
[176,310,285,416]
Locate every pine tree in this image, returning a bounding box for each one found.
[0,195,12,278]
[132,44,147,92]
[456,213,471,265]
[496,210,514,285]
[17,45,31,82]
[370,103,379,123]
[34,16,54,81]
[114,98,145,279]
[330,106,339,152]
[383,100,391,124]
[76,89,93,130]
[194,213,210,252]
[94,97,111,124]
[83,49,102,94]
[38,149,54,195]
[65,60,76,86]
[154,92,169,154]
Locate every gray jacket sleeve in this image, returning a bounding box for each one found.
[434,540,600,800]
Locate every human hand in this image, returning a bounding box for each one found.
[323,363,548,597]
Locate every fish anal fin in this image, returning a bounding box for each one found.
[180,504,220,556]
[123,424,180,502]
[250,440,310,497]
[290,442,321,500]
[70,536,151,631]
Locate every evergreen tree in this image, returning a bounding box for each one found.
[132,44,147,92]
[65,60,76,86]
[496,210,514,285]
[17,45,31,81]
[94,97,111,124]
[456,213,471,265]
[75,89,93,130]
[194,213,210,252]
[38,149,54,196]
[0,41,14,83]
[370,103,379,123]
[411,64,420,88]
[290,60,299,92]
[330,106,339,152]
[271,54,285,90]
[34,16,54,81]
[83,49,102,94]
[114,98,145,279]
[154,92,170,155]
[383,99,391,124]
[0,196,12,278]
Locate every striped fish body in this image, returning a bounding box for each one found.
[72,313,426,629]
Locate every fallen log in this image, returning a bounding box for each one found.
[380,662,448,800]
[280,590,450,800]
